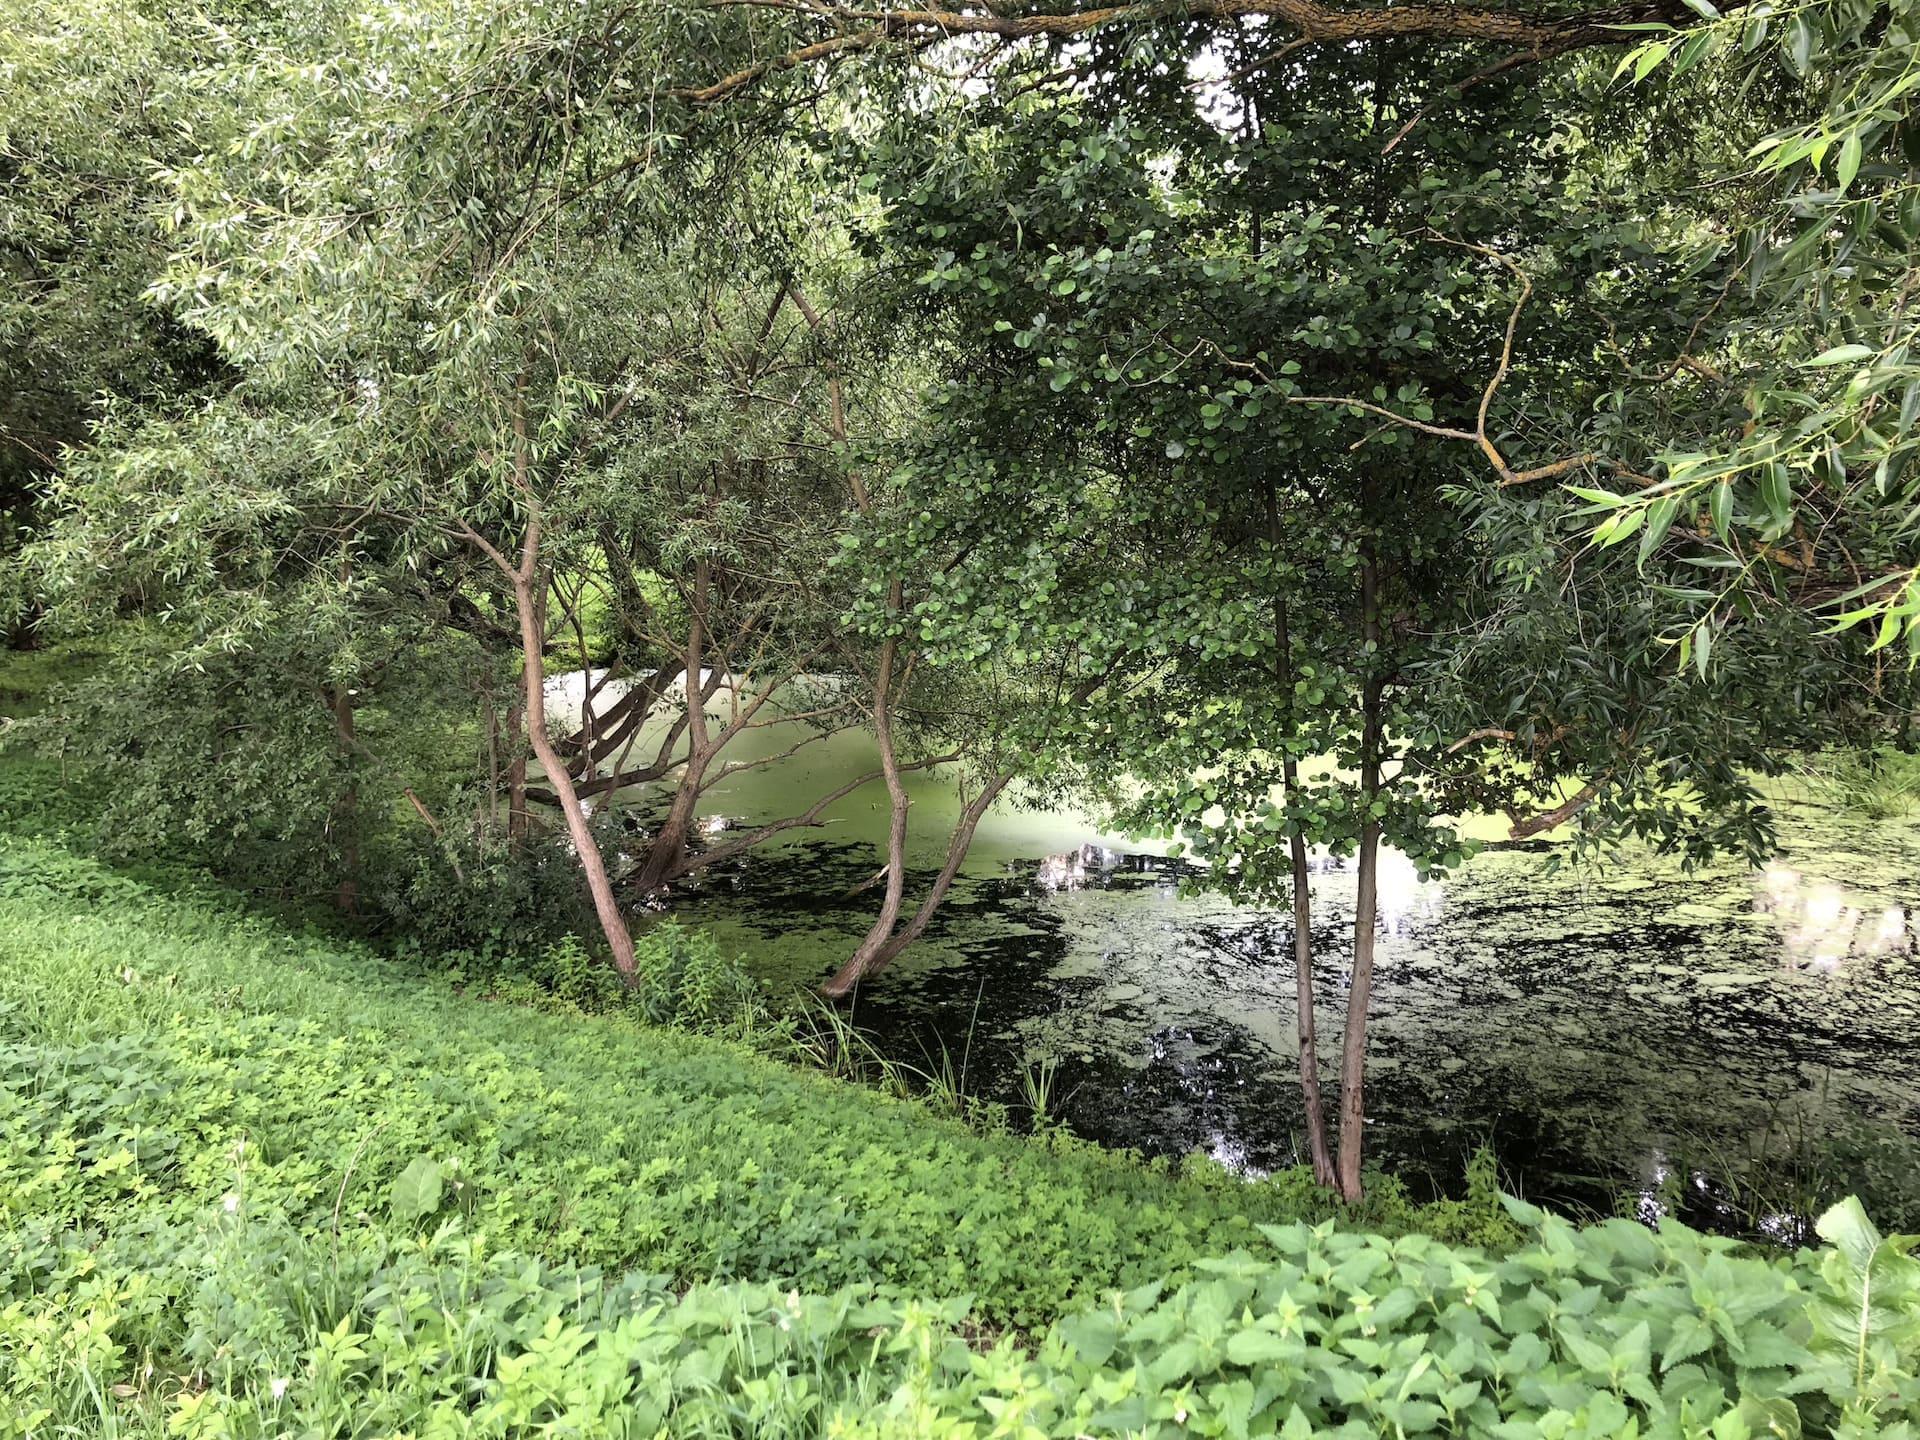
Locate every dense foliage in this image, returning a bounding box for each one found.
[5,2,1920,1422]
[4,818,1918,1437]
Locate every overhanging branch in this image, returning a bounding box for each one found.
[676,0,1726,105]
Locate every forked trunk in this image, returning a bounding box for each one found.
[635,579,713,894]
[635,780,701,894]
[843,633,911,983]
[823,773,1009,997]
[1267,485,1336,1188]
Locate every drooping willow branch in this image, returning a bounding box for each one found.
[673,0,1734,105]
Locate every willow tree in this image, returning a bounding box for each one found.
[1487,1,1920,712]
[25,1,738,967]
[0,0,232,646]
[26,0,1038,976]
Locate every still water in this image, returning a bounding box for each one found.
[558,675,1920,1234]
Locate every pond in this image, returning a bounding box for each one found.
[555,674,1920,1238]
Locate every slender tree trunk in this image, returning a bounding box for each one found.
[459,382,635,979]
[1266,486,1336,1187]
[486,697,501,833]
[1335,537,1385,1202]
[331,683,359,916]
[1287,815,1338,1186]
[823,773,1010,997]
[843,630,911,981]
[514,576,638,980]
[505,692,529,843]
[636,568,712,894]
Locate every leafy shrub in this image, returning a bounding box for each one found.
[631,920,767,1033]
[7,1193,1916,1437]
[369,821,597,963]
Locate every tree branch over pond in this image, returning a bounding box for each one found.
[675,0,1735,104]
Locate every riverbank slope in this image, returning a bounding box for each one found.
[2,807,1914,1435]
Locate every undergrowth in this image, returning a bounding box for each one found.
[3,816,1919,1432]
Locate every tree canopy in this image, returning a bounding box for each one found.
[6,0,1916,1193]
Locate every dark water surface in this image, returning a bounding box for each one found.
[561,677,1920,1235]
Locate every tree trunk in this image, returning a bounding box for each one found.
[1266,485,1336,1188]
[635,571,712,894]
[514,577,638,980]
[1285,763,1337,1185]
[843,632,911,982]
[505,692,529,842]
[331,684,359,916]
[1335,538,1385,1202]
[823,773,1009,997]
[486,697,501,833]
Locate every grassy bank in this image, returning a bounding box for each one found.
[4,815,1919,1435]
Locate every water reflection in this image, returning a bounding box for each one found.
[1757,864,1914,972]
[676,804,1920,1235]
[1027,844,1145,892]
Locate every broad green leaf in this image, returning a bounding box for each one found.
[391,1155,444,1222]
[1806,344,1874,368]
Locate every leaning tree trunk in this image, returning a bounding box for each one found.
[513,574,638,980]
[459,386,637,981]
[1335,537,1385,1202]
[842,631,912,983]
[634,569,714,895]
[822,773,1010,997]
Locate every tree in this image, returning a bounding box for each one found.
[848,22,1887,1196]
[0,0,227,646]
[1504,1,1920,702]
